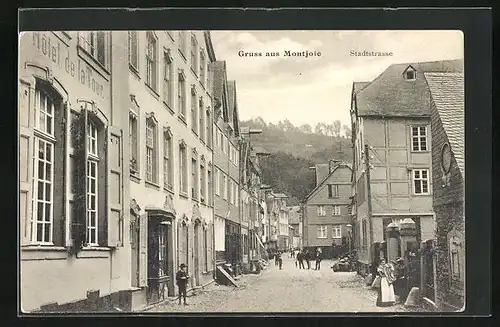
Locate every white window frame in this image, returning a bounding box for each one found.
[332,225,341,239]
[317,225,327,239]
[145,32,158,91]
[222,174,227,200]
[78,31,109,68]
[191,157,198,200]
[129,111,139,172]
[317,205,326,216]
[163,50,173,108]
[31,137,55,244]
[86,158,99,246]
[178,71,186,118]
[190,33,198,76]
[146,118,157,184]
[199,98,205,142]
[35,89,55,137]
[333,205,341,216]
[412,169,430,195]
[179,142,187,194]
[191,87,198,134]
[200,50,206,87]
[128,31,139,71]
[215,168,220,196]
[163,129,173,190]
[411,126,428,152]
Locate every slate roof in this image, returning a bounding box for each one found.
[315,164,330,186]
[424,72,465,177]
[353,82,370,94]
[306,163,352,201]
[356,59,463,117]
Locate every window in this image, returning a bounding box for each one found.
[190,34,198,75]
[362,220,367,250]
[234,182,239,207]
[191,86,198,134]
[332,225,341,238]
[163,51,173,108]
[32,137,54,244]
[178,31,187,58]
[145,117,158,184]
[199,98,205,142]
[86,121,99,245]
[163,129,173,190]
[129,111,139,173]
[200,51,206,87]
[128,31,139,71]
[204,228,208,271]
[317,225,327,239]
[178,71,186,118]
[206,110,212,147]
[78,31,108,68]
[158,224,167,277]
[146,32,157,91]
[179,142,187,194]
[228,179,233,204]
[215,168,220,196]
[200,163,205,203]
[328,184,339,198]
[31,88,56,244]
[317,205,326,216]
[411,126,428,151]
[405,69,416,80]
[413,169,429,195]
[333,205,341,216]
[207,169,212,205]
[191,158,198,200]
[357,174,366,204]
[222,174,227,200]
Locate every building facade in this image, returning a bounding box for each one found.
[212,62,241,267]
[126,30,215,307]
[350,60,463,274]
[303,161,352,256]
[19,31,131,312]
[288,206,302,249]
[426,72,465,311]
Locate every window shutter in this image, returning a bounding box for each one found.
[70,109,88,253]
[138,213,148,287]
[107,127,123,247]
[19,81,33,246]
[98,125,109,247]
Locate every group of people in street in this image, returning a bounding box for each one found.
[375,257,407,307]
[292,248,323,270]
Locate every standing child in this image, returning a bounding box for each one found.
[176,263,190,305]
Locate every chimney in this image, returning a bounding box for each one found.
[329,159,340,173]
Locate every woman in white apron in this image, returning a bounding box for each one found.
[376,259,396,307]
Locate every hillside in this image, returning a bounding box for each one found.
[241,117,353,203]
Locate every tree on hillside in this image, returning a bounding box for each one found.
[343,124,352,139]
[333,120,342,137]
[300,124,312,134]
[252,116,267,128]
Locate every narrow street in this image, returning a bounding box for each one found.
[146,256,409,313]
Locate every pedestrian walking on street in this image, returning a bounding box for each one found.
[278,252,283,270]
[376,259,396,307]
[274,252,279,266]
[315,250,322,270]
[305,250,311,269]
[176,263,190,305]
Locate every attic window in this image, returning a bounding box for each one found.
[404,68,416,81]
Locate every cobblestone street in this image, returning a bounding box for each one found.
[146,256,410,313]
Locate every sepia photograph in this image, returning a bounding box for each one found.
[18,28,465,314]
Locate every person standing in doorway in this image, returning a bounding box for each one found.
[176,264,190,305]
[315,250,323,270]
[376,259,396,307]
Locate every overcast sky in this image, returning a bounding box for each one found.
[210,30,463,128]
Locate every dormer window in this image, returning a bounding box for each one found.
[404,66,417,81]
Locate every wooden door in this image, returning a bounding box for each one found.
[194,223,200,286]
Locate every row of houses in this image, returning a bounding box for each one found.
[18,30,278,312]
[301,59,464,311]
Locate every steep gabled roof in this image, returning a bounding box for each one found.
[305,163,352,202]
[227,80,240,137]
[211,61,229,122]
[425,72,465,177]
[315,164,330,186]
[356,59,463,118]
